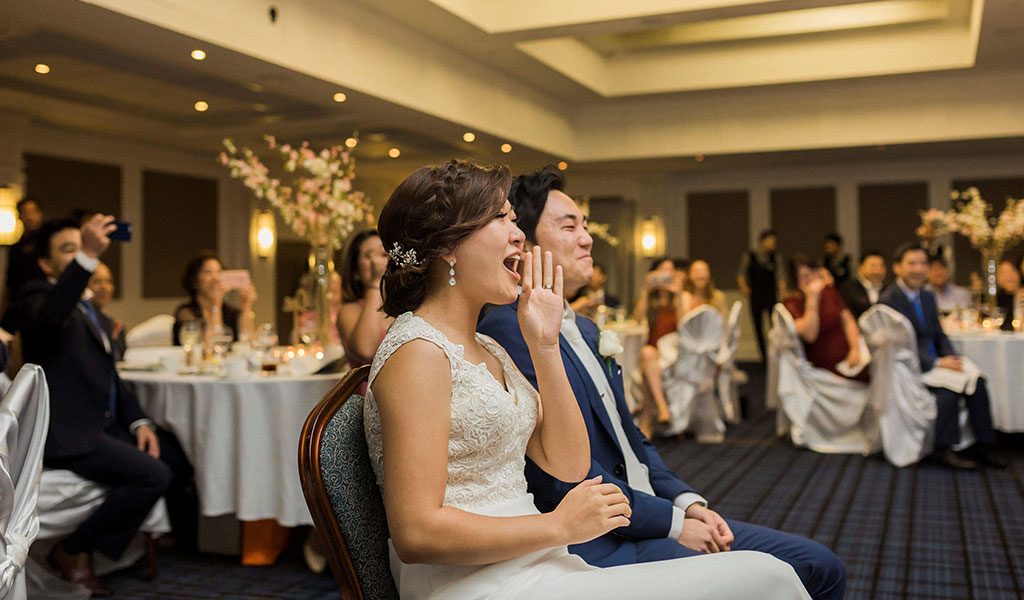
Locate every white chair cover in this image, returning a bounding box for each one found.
[660,306,727,441]
[716,301,744,424]
[0,365,50,600]
[768,305,875,455]
[125,315,175,349]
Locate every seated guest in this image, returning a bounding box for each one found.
[925,254,972,315]
[632,256,684,436]
[783,255,868,383]
[821,233,852,284]
[172,252,256,345]
[880,242,1003,469]
[995,258,1023,331]
[838,250,886,319]
[88,262,126,360]
[0,197,46,333]
[681,260,727,318]
[338,229,391,368]
[569,262,620,319]
[21,216,193,595]
[479,166,845,600]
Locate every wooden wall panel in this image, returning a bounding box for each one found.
[688,190,749,286]
[769,186,836,260]
[858,182,928,276]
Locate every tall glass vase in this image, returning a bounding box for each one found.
[979,246,999,319]
[307,243,336,347]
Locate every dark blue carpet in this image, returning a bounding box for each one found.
[106,363,1024,599]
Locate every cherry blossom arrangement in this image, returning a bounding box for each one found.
[917,187,1024,252]
[577,198,621,247]
[219,135,374,250]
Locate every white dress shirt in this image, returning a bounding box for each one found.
[858,276,882,305]
[560,304,706,541]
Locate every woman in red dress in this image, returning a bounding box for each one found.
[782,255,868,383]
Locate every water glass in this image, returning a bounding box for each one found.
[180,321,202,366]
[209,325,234,362]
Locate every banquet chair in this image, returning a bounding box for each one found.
[858,305,979,467]
[767,304,876,455]
[716,301,745,425]
[125,314,175,348]
[298,365,398,600]
[0,365,50,600]
[660,305,727,442]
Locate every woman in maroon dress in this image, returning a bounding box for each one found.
[783,255,868,383]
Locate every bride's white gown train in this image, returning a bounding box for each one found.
[364,313,811,600]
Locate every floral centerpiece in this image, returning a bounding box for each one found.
[577,198,620,247]
[917,187,1024,316]
[219,135,374,345]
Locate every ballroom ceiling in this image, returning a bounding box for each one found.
[0,0,1021,170]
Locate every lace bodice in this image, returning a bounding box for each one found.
[364,312,539,511]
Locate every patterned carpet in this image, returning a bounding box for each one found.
[106,364,1024,599]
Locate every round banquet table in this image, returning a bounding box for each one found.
[947,330,1024,432]
[120,370,344,527]
[603,320,648,411]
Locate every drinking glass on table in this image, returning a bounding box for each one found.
[253,323,279,373]
[180,321,202,366]
[209,325,234,362]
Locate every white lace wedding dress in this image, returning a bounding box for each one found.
[364,312,811,600]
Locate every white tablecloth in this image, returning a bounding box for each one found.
[948,331,1024,432]
[604,321,648,410]
[121,371,343,526]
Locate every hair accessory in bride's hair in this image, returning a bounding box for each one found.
[388,242,423,268]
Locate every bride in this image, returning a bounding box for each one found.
[364,160,810,599]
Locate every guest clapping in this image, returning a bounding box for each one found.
[172,252,256,345]
[783,255,867,382]
[338,229,392,368]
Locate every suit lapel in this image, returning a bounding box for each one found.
[78,303,112,357]
[558,330,621,448]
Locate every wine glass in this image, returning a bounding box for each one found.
[180,321,201,366]
[253,324,279,373]
[209,325,234,363]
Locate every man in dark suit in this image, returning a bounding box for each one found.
[879,242,1003,470]
[479,167,845,600]
[20,216,190,595]
[838,249,886,319]
[1,196,46,332]
[821,233,852,284]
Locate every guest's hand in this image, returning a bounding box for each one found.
[684,505,733,551]
[111,319,124,340]
[239,283,258,310]
[518,247,563,350]
[937,356,963,372]
[370,251,389,285]
[844,346,861,368]
[136,425,161,459]
[81,214,117,259]
[553,476,630,545]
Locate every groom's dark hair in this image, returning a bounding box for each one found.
[508,166,566,244]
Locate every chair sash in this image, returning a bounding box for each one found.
[716,301,744,424]
[0,365,50,600]
[661,306,726,440]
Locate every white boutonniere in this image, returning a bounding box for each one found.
[598,329,624,377]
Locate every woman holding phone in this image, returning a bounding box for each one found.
[172,251,257,345]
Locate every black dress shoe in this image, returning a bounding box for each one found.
[47,541,113,597]
[934,448,980,470]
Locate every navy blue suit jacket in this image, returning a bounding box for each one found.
[878,284,955,373]
[479,301,696,566]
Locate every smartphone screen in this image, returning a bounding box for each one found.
[220,269,252,291]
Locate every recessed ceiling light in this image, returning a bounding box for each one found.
[194,101,209,112]
[388,147,400,158]
[344,137,358,148]
[463,132,476,143]
[191,49,206,61]
[34,63,50,74]
[557,161,568,170]
[500,143,512,153]
[333,92,347,103]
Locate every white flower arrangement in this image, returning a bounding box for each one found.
[917,187,1024,253]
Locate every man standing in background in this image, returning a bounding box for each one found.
[1,197,46,333]
[738,230,785,365]
[822,233,852,284]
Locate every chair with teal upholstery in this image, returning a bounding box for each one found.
[299,365,398,599]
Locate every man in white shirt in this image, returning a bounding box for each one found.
[925,254,973,314]
[838,250,886,319]
[479,167,845,600]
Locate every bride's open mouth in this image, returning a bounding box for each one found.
[503,255,521,281]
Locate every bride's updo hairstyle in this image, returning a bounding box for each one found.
[378,159,512,317]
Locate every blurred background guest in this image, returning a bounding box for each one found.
[995,258,1023,331]
[88,261,127,360]
[634,256,684,437]
[172,252,256,345]
[0,196,46,333]
[738,230,785,366]
[569,261,619,319]
[783,255,868,382]
[838,250,887,319]
[822,233,852,284]
[925,254,972,315]
[338,229,391,368]
[681,259,727,318]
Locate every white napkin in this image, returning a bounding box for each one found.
[921,358,983,395]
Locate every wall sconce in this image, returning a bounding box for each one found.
[638,216,664,258]
[255,210,276,258]
[0,186,24,246]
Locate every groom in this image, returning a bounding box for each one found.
[478,167,845,600]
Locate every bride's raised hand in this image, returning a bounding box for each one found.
[518,246,564,350]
